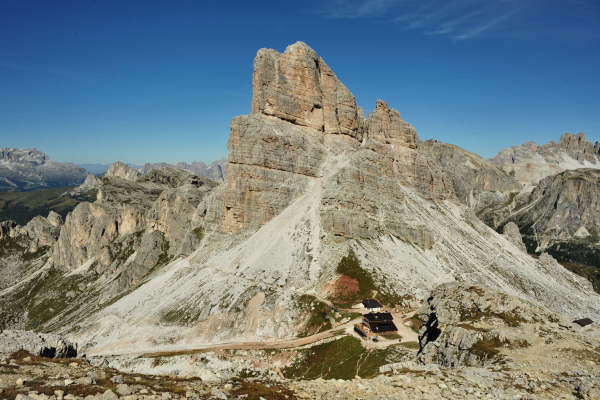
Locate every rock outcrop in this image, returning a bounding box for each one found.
[502,222,527,253]
[142,158,228,181]
[490,132,600,185]
[0,220,18,240]
[417,282,576,367]
[0,330,77,358]
[54,167,217,271]
[0,148,88,192]
[218,41,452,234]
[0,211,63,253]
[493,169,600,273]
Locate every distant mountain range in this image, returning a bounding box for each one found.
[0,148,87,192]
[0,147,227,193]
[77,158,227,181]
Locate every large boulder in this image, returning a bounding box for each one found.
[502,222,527,253]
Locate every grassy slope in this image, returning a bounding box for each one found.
[331,250,410,307]
[283,336,407,380]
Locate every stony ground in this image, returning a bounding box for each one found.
[0,350,297,400]
[2,349,599,400]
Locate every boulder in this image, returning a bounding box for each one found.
[502,222,527,253]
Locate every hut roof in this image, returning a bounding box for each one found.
[573,318,593,327]
[362,299,382,308]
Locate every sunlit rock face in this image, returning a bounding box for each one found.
[221,41,452,234]
[251,41,362,138]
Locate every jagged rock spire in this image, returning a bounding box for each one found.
[251,41,361,138]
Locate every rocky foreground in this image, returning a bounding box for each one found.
[2,283,599,399]
[2,353,597,400]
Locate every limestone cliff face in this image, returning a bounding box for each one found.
[220,42,452,235]
[251,42,361,138]
[221,114,327,233]
[558,132,600,163]
[490,132,600,185]
[53,168,217,271]
[367,100,417,150]
[53,201,121,270]
[319,135,450,243]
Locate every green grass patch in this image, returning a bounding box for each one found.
[559,261,600,294]
[399,341,420,350]
[0,236,27,258]
[283,337,404,380]
[476,191,518,218]
[332,250,409,307]
[335,250,375,301]
[458,305,526,327]
[409,315,425,333]
[0,266,99,331]
[296,295,333,338]
[192,227,204,241]
[456,323,490,332]
[470,336,507,359]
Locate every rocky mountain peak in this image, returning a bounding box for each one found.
[0,148,87,191]
[0,148,48,165]
[251,41,361,138]
[366,99,418,150]
[558,132,599,162]
[104,161,140,181]
[250,42,421,151]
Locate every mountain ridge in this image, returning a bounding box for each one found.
[0,148,88,192]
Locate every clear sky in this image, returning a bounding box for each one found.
[1,0,599,164]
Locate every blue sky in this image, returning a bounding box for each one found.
[1,0,599,164]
